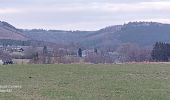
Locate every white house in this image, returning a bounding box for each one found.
[0,60,3,65]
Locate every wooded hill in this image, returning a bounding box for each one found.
[1,21,170,48]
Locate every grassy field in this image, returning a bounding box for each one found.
[0,64,170,100]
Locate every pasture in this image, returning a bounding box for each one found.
[0,64,170,100]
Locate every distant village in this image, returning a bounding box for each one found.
[0,44,127,65]
[1,41,170,65]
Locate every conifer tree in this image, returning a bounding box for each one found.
[78,48,82,57]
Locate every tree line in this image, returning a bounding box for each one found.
[0,39,31,46]
[151,42,170,62]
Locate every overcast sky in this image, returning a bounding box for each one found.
[0,0,170,30]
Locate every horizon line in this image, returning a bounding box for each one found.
[1,20,170,31]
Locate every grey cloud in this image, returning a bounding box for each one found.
[1,0,170,30]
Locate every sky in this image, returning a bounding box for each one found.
[0,0,170,30]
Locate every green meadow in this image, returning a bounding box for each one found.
[0,64,170,100]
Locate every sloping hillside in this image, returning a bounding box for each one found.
[21,29,94,45]
[22,22,170,48]
[118,22,170,46]
[80,25,122,48]
[80,22,170,48]
[2,21,170,48]
[0,21,28,40]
